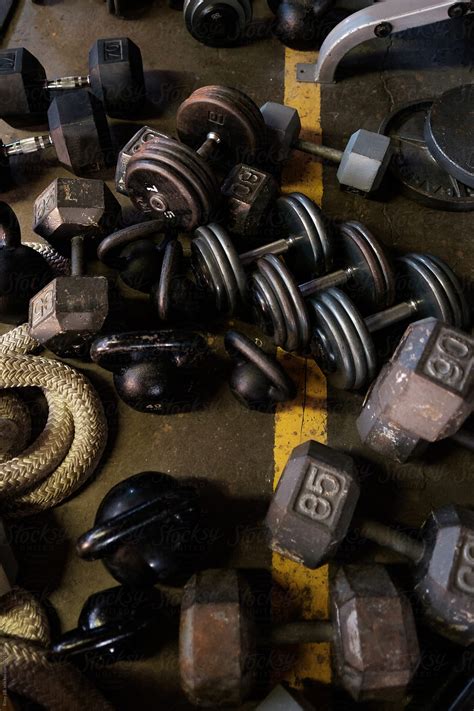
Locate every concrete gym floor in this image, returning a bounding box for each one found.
[0,1,473,709]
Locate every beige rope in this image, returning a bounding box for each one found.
[0,328,107,517]
[0,394,31,463]
[0,589,114,710]
[27,242,71,276]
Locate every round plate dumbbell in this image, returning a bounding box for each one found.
[250,219,394,352]
[0,90,113,188]
[183,0,252,47]
[308,253,469,390]
[0,38,145,122]
[266,439,474,646]
[77,472,204,586]
[125,86,265,231]
[191,192,332,315]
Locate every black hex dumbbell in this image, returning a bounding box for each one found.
[265,440,474,645]
[357,318,474,461]
[0,201,55,323]
[50,584,173,666]
[123,85,266,231]
[0,38,145,122]
[180,566,420,706]
[0,90,113,188]
[264,252,468,390]
[28,178,121,356]
[90,330,210,414]
[77,472,204,586]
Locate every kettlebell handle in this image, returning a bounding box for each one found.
[0,202,21,249]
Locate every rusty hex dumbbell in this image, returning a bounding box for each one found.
[357,318,474,461]
[266,440,474,646]
[179,566,420,706]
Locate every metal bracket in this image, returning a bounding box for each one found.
[297,0,474,84]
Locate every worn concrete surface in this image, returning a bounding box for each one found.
[0,0,473,709]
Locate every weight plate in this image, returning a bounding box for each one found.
[210,224,248,303]
[263,255,310,350]
[192,234,228,313]
[424,253,470,330]
[396,254,453,323]
[290,192,333,272]
[202,228,240,313]
[411,253,460,327]
[425,85,474,189]
[274,193,327,279]
[380,100,474,212]
[257,257,300,352]
[251,271,287,347]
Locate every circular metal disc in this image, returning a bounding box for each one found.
[274,194,328,278]
[257,257,299,351]
[191,233,227,312]
[264,254,310,349]
[250,271,287,347]
[380,100,474,212]
[210,224,248,302]
[396,254,453,323]
[424,254,470,329]
[425,85,474,188]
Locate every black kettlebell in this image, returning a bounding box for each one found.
[151,240,216,323]
[90,330,209,414]
[0,202,53,323]
[225,330,296,411]
[77,472,203,586]
[97,220,174,293]
[50,585,172,666]
[270,0,340,51]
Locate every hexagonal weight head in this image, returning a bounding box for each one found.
[265,441,360,568]
[179,569,256,708]
[337,129,392,194]
[33,177,121,254]
[29,275,109,356]
[48,89,113,174]
[357,318,474,461]
[115,126,170,196]
[415,505,474,646]
[221,164,278,238]
[332,565,420,702]
[260,101,301,164]
[89,37,146,118]
[0,47,49,119]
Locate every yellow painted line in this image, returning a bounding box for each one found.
[272,49,331,687]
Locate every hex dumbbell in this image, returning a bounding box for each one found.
[77,472,204,586]
[90,330,210,414]
[357,318,474,461]
[51,585,171,666]
[250,218,394,351]
[307,253,469,390]
[124,86,265,231]
[261,101,392,194]
[0,91,113,187]
[0,38,145,121]
[266,440,474,645]
[191,192,333,315]
[180,566,420,706]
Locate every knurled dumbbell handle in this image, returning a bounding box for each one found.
[364,300,417,334]
[196,132,221,160]
[359,519,425,564]
[45,75,91,90]
[3,135,53,157]
[70,236,85,277]
[294,138,344,165]
[269,620,334,646]
[240,234,307,266]
[299,267,353,297]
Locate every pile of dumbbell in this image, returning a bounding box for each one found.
[0,41,472,709]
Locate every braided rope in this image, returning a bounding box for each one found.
[0,589,114,710]
[0,394,31,463]
[0,329,107,517]
[27,242,71,275]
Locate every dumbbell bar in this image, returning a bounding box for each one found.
[266,440,474,646]
[0,38,145,121]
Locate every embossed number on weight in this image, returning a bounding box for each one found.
[0,52,16,72]
[425,329,474,392]
[103,40,124,63]
[294,465,345,526]
[31,286,55,327]
[454,533,474,596]
[208,111,225,126]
